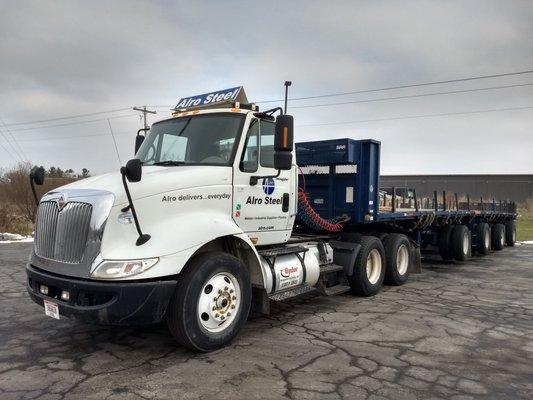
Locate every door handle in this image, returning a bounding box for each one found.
[282,193,290,212]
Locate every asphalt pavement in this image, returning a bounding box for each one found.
[1,242,532,399]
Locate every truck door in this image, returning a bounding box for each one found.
[232,117,296,245]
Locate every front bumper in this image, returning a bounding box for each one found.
[26,264,177,325]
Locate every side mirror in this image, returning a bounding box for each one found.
[274,114,294,170]
[135,135,145,154]
[121,159,142,183]
[32,167,45,186]
[135,128,149,154]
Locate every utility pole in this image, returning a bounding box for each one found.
[133,106,157,129]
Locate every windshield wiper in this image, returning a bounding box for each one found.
[152,161,187,166]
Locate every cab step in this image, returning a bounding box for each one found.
[258,245,308,258]
[269,284,315,301]
[320,284,351,296]
[319,263,345,275]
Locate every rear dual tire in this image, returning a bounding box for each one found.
[383,234,410,286]
[505,220,516,247]
[475,223,491,255]
[348,236,386,296]
[491,224,506,251]
[439,225,471,261]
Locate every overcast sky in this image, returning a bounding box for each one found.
[0,0,532,175]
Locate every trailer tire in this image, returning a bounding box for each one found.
[438,225,454,261]
[505,220,516,247]
[475,223,491,255]
[491,224,505,251]
[166,251,251,352]
[348,236,385,296]
[451,225,471,261]
[383,234,410,286]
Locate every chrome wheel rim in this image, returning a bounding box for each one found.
[366,249,382,284]
[197,272,241,333]
[396,244,409,276]
[484,230,490,249]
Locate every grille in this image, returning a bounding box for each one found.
[34,201,93,264]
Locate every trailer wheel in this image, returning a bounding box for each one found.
[505,220,516,247]
[383,234,410,286]
[348,236,385,296]
[491,224,505,251]
[438,225,454,261]
[166,251,251,352]
[451,225,471,261]
[475,223,491,255]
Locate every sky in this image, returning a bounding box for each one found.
[0,0,532,175]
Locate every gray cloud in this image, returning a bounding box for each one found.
[0,0,532,174]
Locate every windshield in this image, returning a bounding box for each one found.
[137,113,245,166]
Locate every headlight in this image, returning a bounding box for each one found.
[91,258,159,279]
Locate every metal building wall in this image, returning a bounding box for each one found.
[380,175,533,204]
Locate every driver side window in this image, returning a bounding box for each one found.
[240,120,259,172]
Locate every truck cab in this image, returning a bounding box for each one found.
[27,87,321,352]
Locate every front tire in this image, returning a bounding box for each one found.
[348,236,385,296]
[167,252,251,352]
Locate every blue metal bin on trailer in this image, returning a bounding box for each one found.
[295,138,381,224]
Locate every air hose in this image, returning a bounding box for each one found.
[296,168,349,232]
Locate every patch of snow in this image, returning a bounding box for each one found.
[518,240,533,245]
[0,232,34,244]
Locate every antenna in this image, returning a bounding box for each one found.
[284,81,292,114]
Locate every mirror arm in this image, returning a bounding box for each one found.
[119,168,151,246]
[137,128,149,136]
[250,170,281,186]
[29,173,39,206]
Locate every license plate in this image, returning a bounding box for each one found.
[43,300,60,320]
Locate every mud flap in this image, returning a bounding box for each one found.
[329,240,361,276]
[251,286,270,315]
[408,244,422,274]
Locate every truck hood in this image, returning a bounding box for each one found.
[58,166,233,205]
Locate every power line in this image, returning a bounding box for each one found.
[0,127,24,162]
[107,119,122,166]
[257,69,533,104]
[3,107,131,127]
[9,114,138,133]
[15,130,131,143]
[0,116,29,161]
[0,135,20,163]
[296,105,533,128]
[291,83,533,110]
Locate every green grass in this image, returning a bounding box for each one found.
[517,216,533,241]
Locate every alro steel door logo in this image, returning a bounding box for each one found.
[262,178,275,195]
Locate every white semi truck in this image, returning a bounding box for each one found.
[27,85,517,352]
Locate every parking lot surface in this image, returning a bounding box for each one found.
[0,242,532,400]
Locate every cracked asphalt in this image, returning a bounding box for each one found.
[0,243,532,399]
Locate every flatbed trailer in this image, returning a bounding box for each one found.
[295,138,517,264]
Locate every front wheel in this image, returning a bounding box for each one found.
[167,252,251,352]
